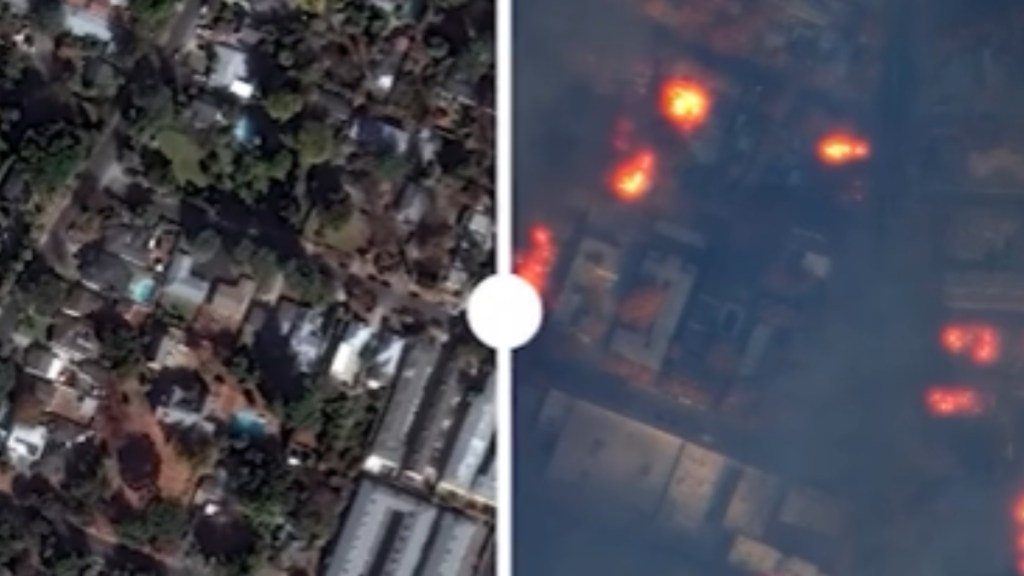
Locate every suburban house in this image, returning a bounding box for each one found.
[288,308,332,374]
[49,317,102,363]
[325,320,376,388]
[5,423,48,471]
[208,43,255,101]
[349,116,411,157]
[63,0,114,42]
[207,277,257,331]
[162,251,212,317]
[147,368,215,435]
[22,345,68,383]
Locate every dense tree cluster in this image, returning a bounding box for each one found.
[117,498,189,550]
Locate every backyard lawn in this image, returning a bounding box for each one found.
[156,129,208,187]
[307,207,368,252]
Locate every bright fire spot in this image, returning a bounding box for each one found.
[660,79,710,131]
[610,149,657,201]
[515,225,556,294]
[940,323,1001,366]
[817,133,871,166]
[1012,492,1024,575]
[924,386,987,418]
[1014,495,1024,526]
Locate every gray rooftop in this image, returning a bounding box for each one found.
[79,251,133,296]
[440,373,496,503]
[349,117,411,156]
[104,224,151,268]
[658,442,733,531]
[609,253,697,372]
[738,323,774,378]
[289,308,329,374]
[723,467,785,539]
[553,236,623,341]
[396,184,430,233]
[162,252,211,310]
[370,338,442,468]
[322,480,438,576]
[63,7,112,42]
[417,512,487,576]
[777,487,846,537]
[208,43,249,90]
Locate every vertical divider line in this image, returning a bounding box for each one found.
[495,0,514,573]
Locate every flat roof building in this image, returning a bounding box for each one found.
[546,399,682,520]
[5,424,47,471]
[609,253,698,372]
[418,511,489,576]
[554,236,623,344]
[322,480,438,576]
[728,535,784,575]
[944,270,1024,312]
[777,487,846,538]
[658,442,734,531]
[723,467,785,538]
[366,338,442,474]
[439,373,496,505]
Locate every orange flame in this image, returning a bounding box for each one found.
[940,323,1001,366]
[660,79,710,131]
[610,149,657,201]
[817,133,871,166]
[924,386,987,418]
[1012,491,1024,574]
[516,225,556,293]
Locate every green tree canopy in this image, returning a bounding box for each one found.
[264,90,304,122]
[283,385,323,432]
[234,149,293,203]
[283,257,333,304]
[18,124,88,195]
[292,121,334,166]
[117,498,189,550]
[93,311,146,375]
[129,0,176,30]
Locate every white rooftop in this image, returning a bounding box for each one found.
[440,374,496,504]
[229,79,255,100]
[5,424,48,470]
[327,323,376,386]
[63,8,112,42]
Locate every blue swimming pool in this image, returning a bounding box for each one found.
[129,277,157,304]
[230,410,267,436]
[233,116,255,146]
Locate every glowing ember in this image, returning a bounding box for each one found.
[939,323,1001,366]
[941,325,970,354]
[1014,496,1024,526]
[610,149,657,201]
[924,386,986,418]
[516,224,556,294]
[817,133,871,166]
[972,326,1000,365]
[1012,492,1024,575]
[660,79,710,131]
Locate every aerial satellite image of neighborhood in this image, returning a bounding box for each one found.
[0,0,495,572]
[514,0,1024,575]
